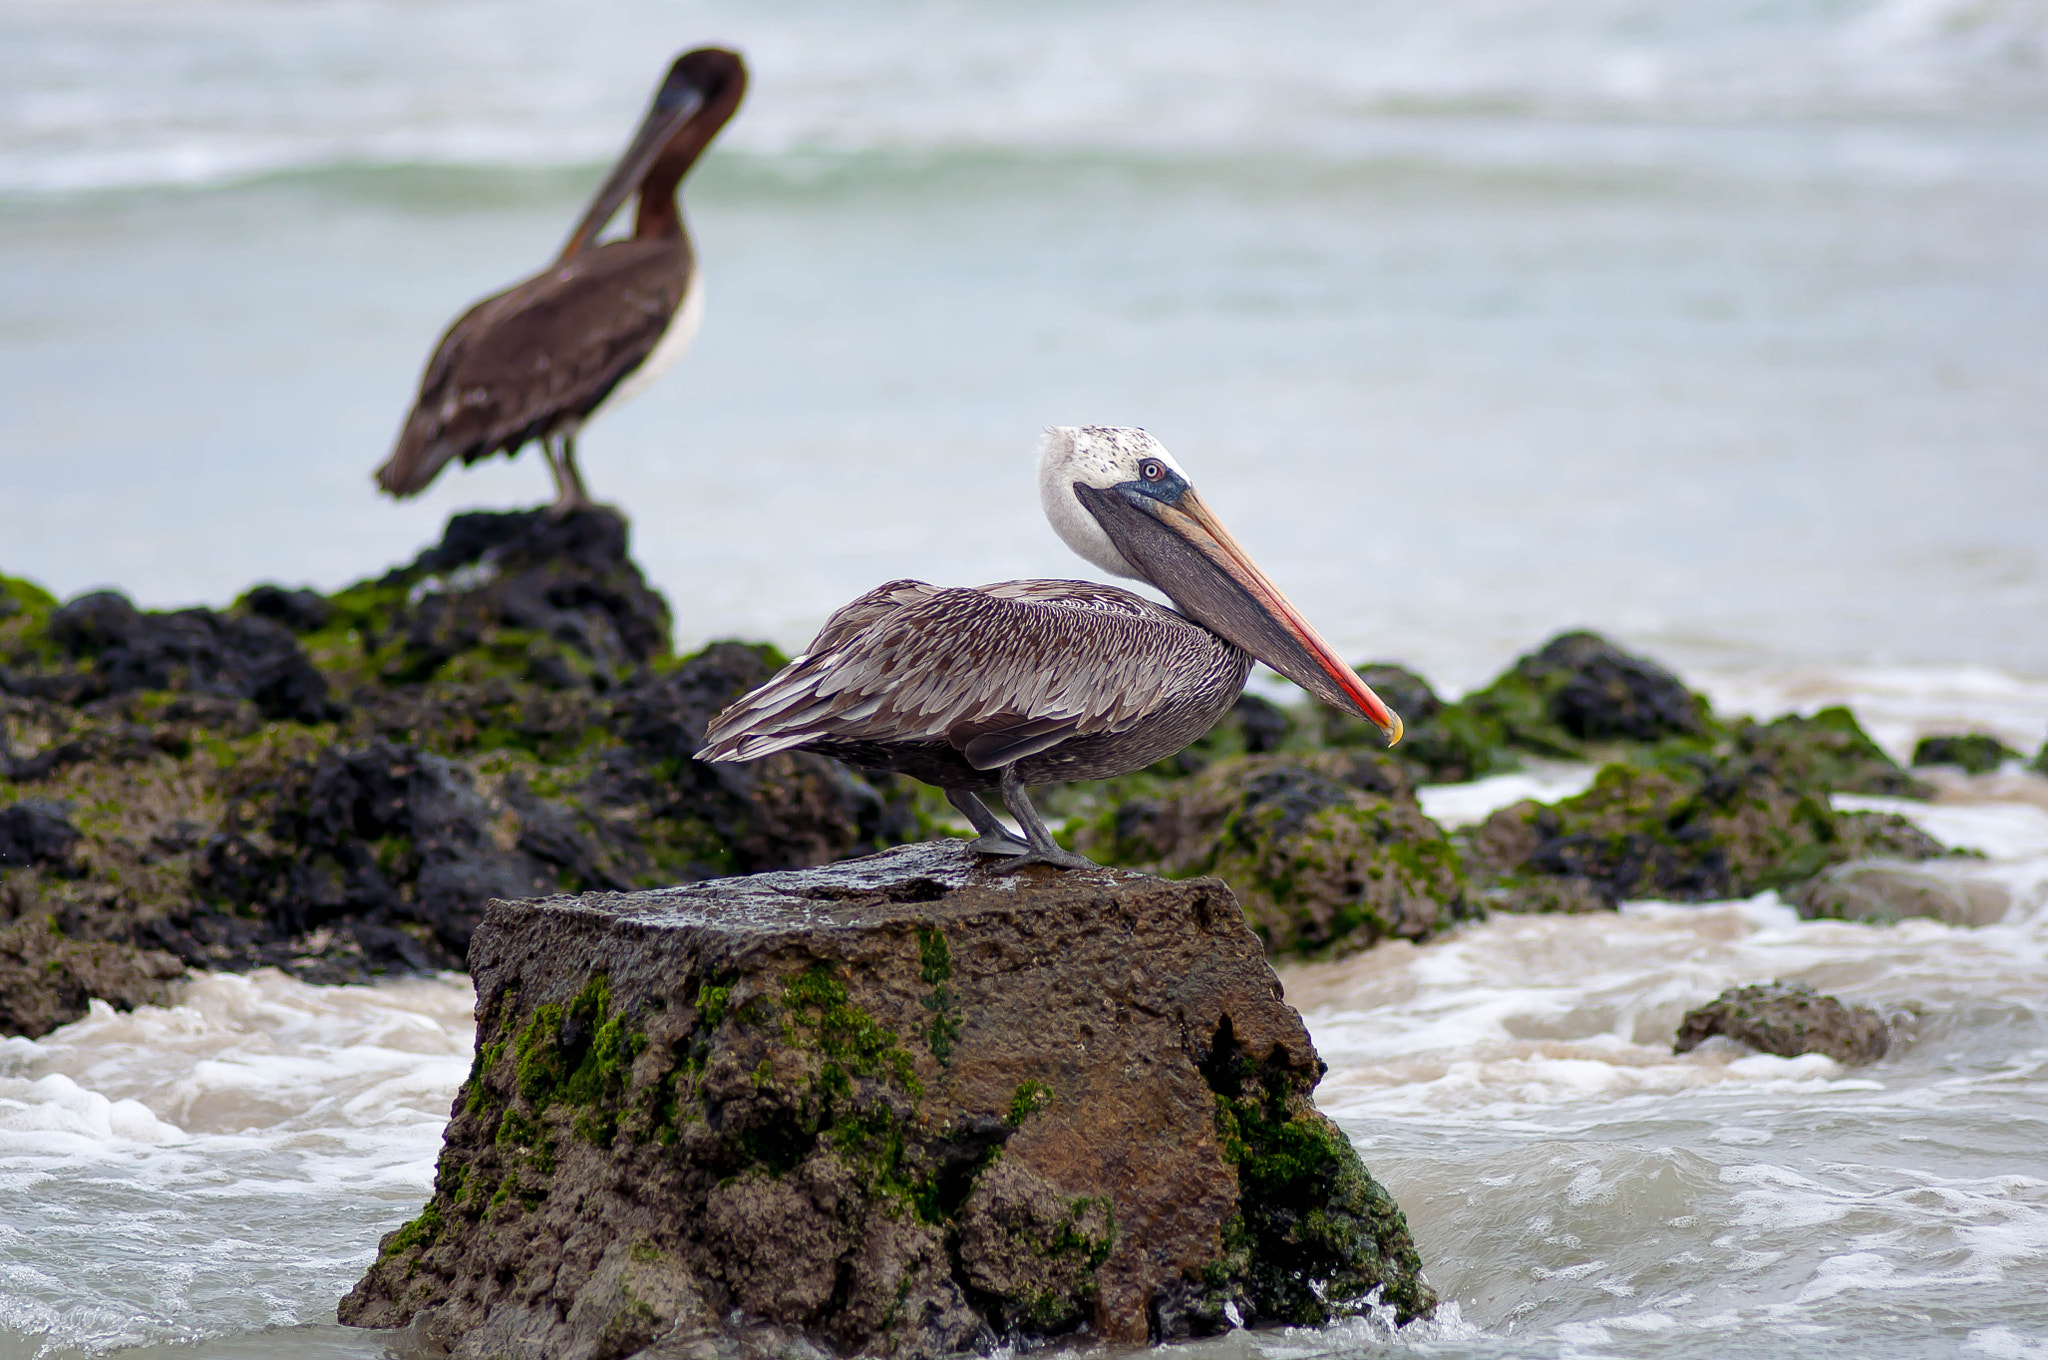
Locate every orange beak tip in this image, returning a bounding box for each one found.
[1383,709,1404,748]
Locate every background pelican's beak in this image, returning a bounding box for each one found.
[1080,482,1403,745]
[556,76,707,260]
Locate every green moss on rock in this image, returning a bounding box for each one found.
[1912,732,2020,776]
[1463,741,1947,913]
[1083,752,1471,956]
[1199,1019,1433,1326]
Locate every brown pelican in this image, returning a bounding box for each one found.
[698,426,1402,870]
[374,48,747,516]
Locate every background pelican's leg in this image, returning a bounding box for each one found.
[993,767,1097,872]
[544,427,593,519]
[947,788,1029,857]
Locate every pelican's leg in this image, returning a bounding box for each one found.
[947,788,1029,857]
[992,767,1099,872]
[544,430,593,519]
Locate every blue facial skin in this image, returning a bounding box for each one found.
[1103,460,1191,511]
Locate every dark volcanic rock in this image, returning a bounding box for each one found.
[1082,752,1470,955]
[1912,732,2020,775]
[242,584,334,634]
[0,517,919,1034]
[1463,631,1708,758]
[12,589,341,723]
[338,843,1434,1357]
[1464,755,1945,913]
[1673,981,1889,1065]
[345,507,672,689]
[0,799,82,873]
[0,916,185,1039]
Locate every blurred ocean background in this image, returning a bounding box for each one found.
[4,2,2048,1358]
[4,0,2047,694]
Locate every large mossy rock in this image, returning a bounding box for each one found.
[1911,732,2020,776]
[338,843,1433,1359]
[1462,725,1945,913]
[0,513,918,1037]
[1078,752,1472,956]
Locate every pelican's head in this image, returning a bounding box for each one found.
[1036,424,1402,745]
[558,47,748,259]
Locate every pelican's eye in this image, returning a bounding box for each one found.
[1139,459,1166,483]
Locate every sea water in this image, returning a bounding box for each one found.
[3,685,2045,1359]
[3,0,2047,1355]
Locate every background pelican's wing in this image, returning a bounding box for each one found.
[376,236,691,496]
[697,579,1218,766]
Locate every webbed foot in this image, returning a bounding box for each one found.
[966,831,1032,857]
[992,845,1101,873]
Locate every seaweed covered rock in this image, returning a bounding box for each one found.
[1911,732,2020,776]
[338,843,1433,1358]
[0,915,185,1040]
[1080,752,1469,955]
[1673,981,1889,1065]
[0,514,918,1034]
[299,506,673,691]
[1464,752,1944,913]
[2,585,340,724]
[1461,631,1708,759]
[1729,706,1929,797]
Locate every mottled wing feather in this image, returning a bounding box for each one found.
[377,236,691,496]
[697,579,1216,766]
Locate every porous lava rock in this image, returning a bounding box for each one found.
[1461,707,1943,914]
[0,916,184,1040]
[1911,733,2019,776]
[0,517,916,1036]
[1460,631,1708,759]
[326,506,672,690]
[1673,981,1889,1065]
[1078,752,1471,956]
[4,588,340,724]
[338,843,1434,1358]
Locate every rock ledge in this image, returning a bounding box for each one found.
[340,842,1431,1359]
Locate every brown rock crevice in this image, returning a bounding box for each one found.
[339,842,1432,1359]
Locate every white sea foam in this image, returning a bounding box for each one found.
[1416,764,1597,830]
[0,972,473,1357]
[1281,738,2048,1356]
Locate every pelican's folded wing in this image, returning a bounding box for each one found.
[695,579,1225,764]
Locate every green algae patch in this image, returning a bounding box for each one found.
[916,926,962,1063]
[780,962,924,1099]
[1082,752,1471,957]
[1008,1080,1053,1125]
[1913,732,2020,776]
[1463,742,1948,913]
[1200,1020,1433,1327]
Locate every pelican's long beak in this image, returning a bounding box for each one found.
[1081,482,1403,745]
[556,81,706,261]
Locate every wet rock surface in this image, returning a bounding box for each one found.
[1459,709,1945,914]
[1673,981,1890,1065]
[1911,733,2020,775]
[0,518,916,1037]
[1081,752,1472,955]
[338,843,1433,1359]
